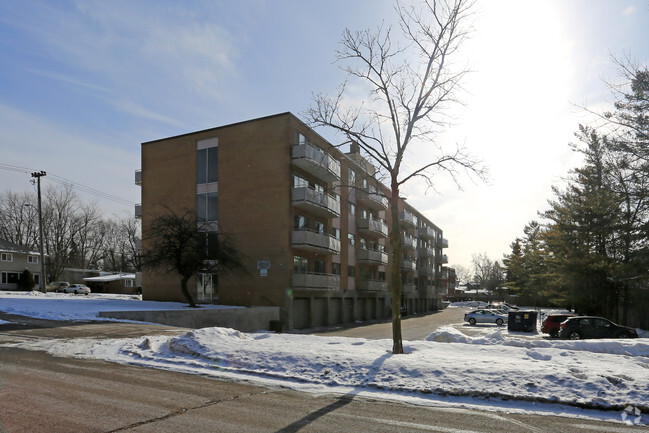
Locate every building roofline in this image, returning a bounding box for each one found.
[141,112,295,145]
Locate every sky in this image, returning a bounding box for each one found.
[1,0,649,271]
[1,291,648,425]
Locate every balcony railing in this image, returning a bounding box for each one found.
[292,143,341,182]
[292,229,341,254]
[402,283,416,294]
[417,226,435,239]
[418,266,435,276]
[292,187,340,218]
[135,169,142,186]
[438,238,449,248]
[356,279,388,291]
[292,272,340,290]
[357,248,388,265]
[358,188,388,210]
[401,259,416,271]
[357,218,388,237]
[435,254,449,264]
[401,235,417,250]
[418,246,434,257]
[419,285,436,296]
[399,211,417,227]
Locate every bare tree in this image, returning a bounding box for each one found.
[68,202,104,270]
[142,209,246,308]
[452,264,471,286]
[304,0,485,354]
[0,190,39,248]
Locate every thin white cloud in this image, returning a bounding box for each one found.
[622,5,636,15]
[0,103,140,218]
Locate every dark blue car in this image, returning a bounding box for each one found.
[559,316,638,340]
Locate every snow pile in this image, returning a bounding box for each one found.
[0,291,230,322]
[2,291,649,423]
[9,324,648,416]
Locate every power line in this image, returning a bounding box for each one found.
[0,163,136,207]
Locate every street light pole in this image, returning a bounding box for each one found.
[31,171,46,293]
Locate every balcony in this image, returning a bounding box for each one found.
[435,254,449,264]
[401,235,417,250]
[358,188,388,210]
[356,279,388,291]
[134,204,142,219]
[135,169,142,186]
[399,211,417,227]
[292,272,340,290]
[401,258,416,271]
[357,249,388,265]
[417,226,435,239]
[292,187,340,218]
[357,218,388,237]
[402,283,416,294]
[418,266,435,277]
[292,143,341,182]
[438,238,449,248]
[292,229,340,254]
[418,246,434,257]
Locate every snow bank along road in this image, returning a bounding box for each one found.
[0,292,648,428]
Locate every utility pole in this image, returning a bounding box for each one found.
[31,171,46,293]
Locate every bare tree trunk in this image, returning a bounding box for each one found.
[389,182,403,354]
[181,275,196,308]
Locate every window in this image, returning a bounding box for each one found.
[348,233,355,246]
[197,146,218,184]
[348,203,355,215]
[314,221,325,234]
[1,253,12,262]
[332,263,341,275]
[294,214,309,229]
[314,259,325,274]
[293,256,308,273]
[348,168,356,186]
[360,238,367,250]
[28,255,38,264]
[1,272,18,284]
[348,266,355,277]
[197,192,218,222]
[293,174,309,188]
[295,131,309,145]
[332,228,341,240]
[125,279,134,287]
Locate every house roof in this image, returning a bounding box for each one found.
[0,238,40,256]
[83,273,136,282]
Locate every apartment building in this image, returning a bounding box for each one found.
[137,112,448,329]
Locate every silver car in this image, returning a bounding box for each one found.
[464,309,507,326]
[63,284,91,295]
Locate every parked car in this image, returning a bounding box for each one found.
[63,284,91,295]
[485,302,519,312]
[46,281,70,292]
[541,313,576,338]
[558,316,638,340]
[464,309,507,326]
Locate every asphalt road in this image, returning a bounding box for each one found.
[0,312,647,432]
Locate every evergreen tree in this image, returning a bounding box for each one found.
[17,269,36,291]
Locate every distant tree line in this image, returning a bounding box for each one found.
[0,184,141,283]
[503,59,649,328]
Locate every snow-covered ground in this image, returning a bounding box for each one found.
[1,291,648,426]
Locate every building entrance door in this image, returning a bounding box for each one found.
[196,273,215,302]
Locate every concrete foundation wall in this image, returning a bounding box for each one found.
[99,306,279,332]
